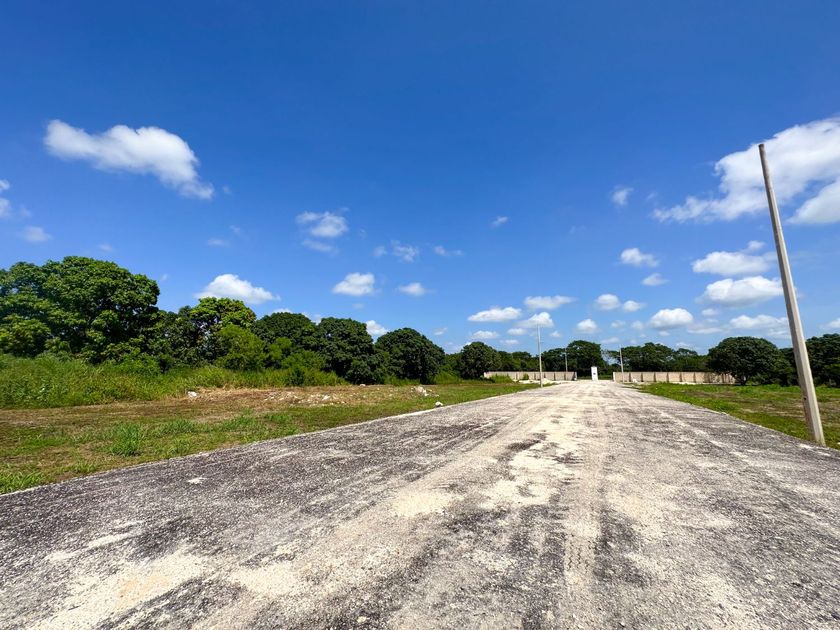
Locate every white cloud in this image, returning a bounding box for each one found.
[433,327,448,336]
[507,327,528,336]
[549,331,563,339]
[595,294,622,311]
[611,186,633,207]
[433,245,463,257]
[468,306,522,323]
[701,308,720,317]
[197,274,277,304]
[398,282,428,297]
[730,313,787,329]
[620,247,659,267]
[821,318,840,330]
[692,242,775,276]
[523,295,575,310]
[472,330,499,340]
[519,312,554,329]
[0,180,9,219]
[0,179,9,192]
[392,241,420,262]
[373,245,387,257]
[601,336,620,345]
[654,117,840,223]
[44,120,213,198]
[622,300,645,313]
[333,272,376,297]
[366,320,388,337]
[296,211,348,239]
[611,320,626,329]
[649,308,694,330]
[98,243,114,253]
[700,276,783,307]
[302,239,337,254]
[630,321,645,331]
[576,319,599,333]
[491,216,508,228]
[19,226,52,243]
[501,339,519,346]
[676,342,694,349]
[642,273,667,286]
[207,238,229,247]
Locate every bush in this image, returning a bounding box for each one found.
[346,358,377,384]
[215,325,265,371]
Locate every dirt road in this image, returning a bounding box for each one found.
[2,382,839,628]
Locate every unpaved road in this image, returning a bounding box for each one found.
[2,382,839,629]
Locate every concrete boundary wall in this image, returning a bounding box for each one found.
[612,371,735,384]
[484,371,577,382]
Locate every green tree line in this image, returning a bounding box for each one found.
[2,257,839,387]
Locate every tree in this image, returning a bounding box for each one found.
[375,328,445,383]
[215,325,265,370]
[564,340,604,375]
[0,257,159,361]
[457,342,501,379]
[620,343,674,372]
[542,348,567,371]
[671,348,706,372]
[315,317,374,377]
[0,315,51,357]
[806,334,840,386]
[253,312,317,350]
[707,336,781,385]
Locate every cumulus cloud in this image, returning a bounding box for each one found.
[611,186,633,207]
[433,245,463,257]
[601,336,620,345]
[501,339,519,346]
[654,117,840,223]
[692,242,775,276]
[468,306,522,323]
[576,319,599,333]
[19,226,52,243]
[507,327,528,336]
[491,216,508,228]
[549,331,563,339]
[620,247,658,267]
[207,238,229,247]
[595,294,622,311]
[197,274,277,304]
[433,327,448,336]
[649,308,694,330]
[701,308,719,317]
[366,320,388,337]
[472,330,499,340]
[700,276,783,307]
[398,282,428,297]
[0,179,9,192]
[642,273,667,286]
[374,241,420,262]
[622,300,645,313]
[296,211,348,238]
[333,272,376,297]
[523,295,575,310]
[631,321,645,331]
[519,312,554,329]
[729,314,788,331]
[822,318,840,330]
[0,180,9,218]
[44,120,213,198]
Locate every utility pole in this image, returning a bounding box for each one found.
[759,143,825,446]
[619,346,624,374]
[537,325,544,388]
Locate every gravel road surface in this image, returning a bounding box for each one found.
[2,382,839,629]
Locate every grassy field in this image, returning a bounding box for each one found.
[641,383,840,449]
[0,381,532,494]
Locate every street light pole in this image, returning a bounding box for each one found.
[759,143,825,446]
[537,325,544,388]
[619,346,624,374]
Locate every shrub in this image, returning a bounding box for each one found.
[215,325,265,371]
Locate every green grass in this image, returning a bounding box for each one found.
[0,381,532,493]
[0,354,343,408]
[640,383,840,449]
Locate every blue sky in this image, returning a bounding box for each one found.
[2,1,840,354]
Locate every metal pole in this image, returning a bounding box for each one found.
[619,346,624,374]
[759,143,825,446]
[537,326,544,387]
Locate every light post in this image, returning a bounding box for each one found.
[537,325,544,388]
[759,144,825,446]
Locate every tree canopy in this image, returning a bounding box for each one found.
[708,336,781,385]
[457,342,501,379]
[375,328,445,383]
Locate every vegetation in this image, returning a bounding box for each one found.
[0,381,530,493]
[642,383,840,450]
